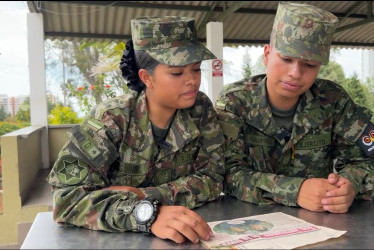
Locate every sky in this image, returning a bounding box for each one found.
[0,1,367,98]
[0,2,30,96]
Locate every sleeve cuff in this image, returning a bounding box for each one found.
[272,176,306,207]
[139,187,167,205]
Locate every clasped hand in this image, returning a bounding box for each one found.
[297,174,355,213]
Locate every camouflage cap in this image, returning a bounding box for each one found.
[131,16,216,66]
[272,2,339,65]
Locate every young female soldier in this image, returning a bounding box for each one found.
[47,16,225,244]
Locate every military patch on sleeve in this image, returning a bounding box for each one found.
[86,118,104,132]
[81,139,101,159]
[56,156,89,185]
[357,122,374,158]
[215,100,226,110]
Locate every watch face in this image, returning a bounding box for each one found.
[135,202,153,223]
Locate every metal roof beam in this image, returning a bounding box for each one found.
[368,1,373,17]
[43,32,374,48]
[27,1,40,13]
[197,1,219,36]
[198,1,248,36]
[338,1,364,25]
[216,1,249,22]
[336,16,374,33]
[43,1,215,12]
[37,1,369,19]
[45,32,131,40]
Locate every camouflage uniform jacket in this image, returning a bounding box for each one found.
[216,74,374,206]
[46,90,225,232]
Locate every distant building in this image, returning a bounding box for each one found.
[0,95,29,116]
[47,93,58,104]
[12,95,28,116]
[0,95,11,116]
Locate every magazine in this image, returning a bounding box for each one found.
[200,212,346,249]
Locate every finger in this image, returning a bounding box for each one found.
[177,209,212,241]
[326,181,353,197]
[325,187,348,197]
[336,179,346,186]
[182,209,212,238]
[321,194,349,206]
[322,203,349,213]
[157,227,186,244]
[327,173,338,184]
[166,217,201,243]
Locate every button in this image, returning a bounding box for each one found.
[123,205,132,213]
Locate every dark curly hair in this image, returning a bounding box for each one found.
[119,39,160,93]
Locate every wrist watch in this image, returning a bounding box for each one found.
[133,198,160,234]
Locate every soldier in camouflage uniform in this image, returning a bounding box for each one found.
[46,16,225,243]
[216,2,374,213]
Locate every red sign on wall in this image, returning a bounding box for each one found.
[212,59,223,77]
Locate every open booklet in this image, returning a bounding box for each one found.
[200,212,346,249]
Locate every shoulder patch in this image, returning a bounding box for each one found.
[215,100,226,110]
[86,118,104,132]
[357,122,374,158]
[56,156,89,185]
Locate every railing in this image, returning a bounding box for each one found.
[0,124,72,247]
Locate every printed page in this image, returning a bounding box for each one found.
[200,212,346,249]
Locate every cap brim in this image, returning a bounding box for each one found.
[146,42,217,66]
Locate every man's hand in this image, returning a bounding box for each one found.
[151,206,213,244]
[297,178,337,212]
[102,186,145,200]
[321,174,355,213]
[327,173,346,187]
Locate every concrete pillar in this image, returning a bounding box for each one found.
[27,13,49,169]
[206,22,224,105]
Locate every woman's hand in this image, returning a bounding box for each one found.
[151,205,213,244]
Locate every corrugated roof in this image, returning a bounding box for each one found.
[27,1,374,49]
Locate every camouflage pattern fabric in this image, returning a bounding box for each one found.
[46,90,225,232]
[131,16,216,66]
[216,74,374,206]
[273,2,339,65]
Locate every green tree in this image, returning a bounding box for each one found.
[0,105,9,121]
[47,96,58,113]
[241,47,252,79]
[364,76,374,92]
[48,105,83,124]
[342,73,374,113]
[251,54,265,75]
[318,61,346,84]
[46,40,128,115]
[16,98,30,122]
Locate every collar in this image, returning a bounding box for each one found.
[245,77,325,148]
[124,91,200,160]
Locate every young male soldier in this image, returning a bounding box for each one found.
[216,2,374,213]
